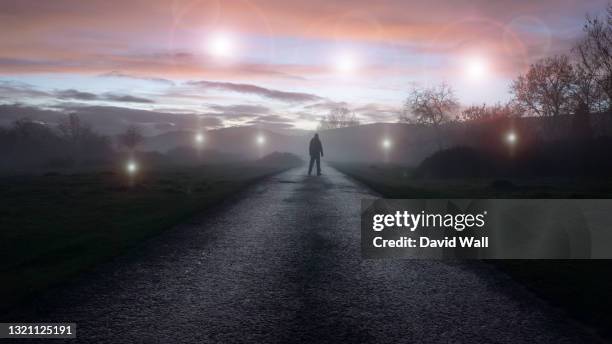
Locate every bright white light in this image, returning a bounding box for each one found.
[506,131,517,145]
[195,133,205,144]
[256,135,266,145]
[207,32,235,58]
[334,52,358,74]
[465,56,488,81]
[382,138,393,150]
[126,161,138,174]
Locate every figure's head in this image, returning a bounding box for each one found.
[314,133,319,138]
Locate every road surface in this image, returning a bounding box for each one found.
[10,165,600,343]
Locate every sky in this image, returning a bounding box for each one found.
[0,0,608,135]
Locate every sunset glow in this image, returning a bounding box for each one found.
[0,1,607,133]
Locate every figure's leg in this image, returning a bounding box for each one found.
[316,157,321,175]
[308,157,314,175]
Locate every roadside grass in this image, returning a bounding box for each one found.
[330,162,612,199]
[0,160,299,310]
[331,161,612,339]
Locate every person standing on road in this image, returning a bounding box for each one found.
[308,133,324,176]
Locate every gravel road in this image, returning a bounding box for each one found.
[8,165,601,343]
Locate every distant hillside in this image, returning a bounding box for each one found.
[141,113,612,166]
[143,126,309,159]
[142,123,440,165]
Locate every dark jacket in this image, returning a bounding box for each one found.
[309,136,323,157]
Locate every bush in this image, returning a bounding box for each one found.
[415,137,612,179]
[415,146,498,178]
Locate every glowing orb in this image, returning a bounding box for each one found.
[126,161,138,174]
[195,133,205,144]
[506,131,517,145]
[334,52,358,74]
[465,56,488,81]
[256,135,266,145]
[382,138,393,149]
[207,32,235,58]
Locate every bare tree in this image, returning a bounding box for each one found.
[400,83,459,149]
[511,55,575,120]
[572,64,605,113]
[318,107,360,130]
[458,104,488,122]
[58,113,108,163]
[574,6,612,110]
[58,113,87,144]
[118,125,143,152]
[2,117,111,168]
[458,102,520,122]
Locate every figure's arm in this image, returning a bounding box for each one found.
[320,142,324,157]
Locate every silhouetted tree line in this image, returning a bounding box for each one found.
[0,113,143,171]
[401,4,612,143]
[456,103,520,123]
[400,4,612,177]
[415,136,612,179]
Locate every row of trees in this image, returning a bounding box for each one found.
[511,54,605,118]
[401,5,612,131]
[0,113,145,169]
[56,113,145,153]
[317,5,612,138]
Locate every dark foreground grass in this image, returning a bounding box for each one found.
[331,161,612,339]
[0,160,299,310]
[330,162,612,199]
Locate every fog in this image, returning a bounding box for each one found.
[3,107,612,175]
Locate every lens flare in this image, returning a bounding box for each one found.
[195,133,205,144]
[207,32,235,58]
[382,138,392,149]
[465,56,488,81]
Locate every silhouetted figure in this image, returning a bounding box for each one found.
[308,133,324,176]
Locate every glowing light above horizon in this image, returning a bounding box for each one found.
[194,133,205,144]
[256,134,266,145]
[382,138,393,150]
[126,160,138,175]
[334,52,358,74]
[506,131,517,145]
[207,32,236,58]
[465,56,489,81]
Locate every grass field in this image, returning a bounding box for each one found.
[0,159,301,310]
[331,161,612,339]
[330,162,612,199]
